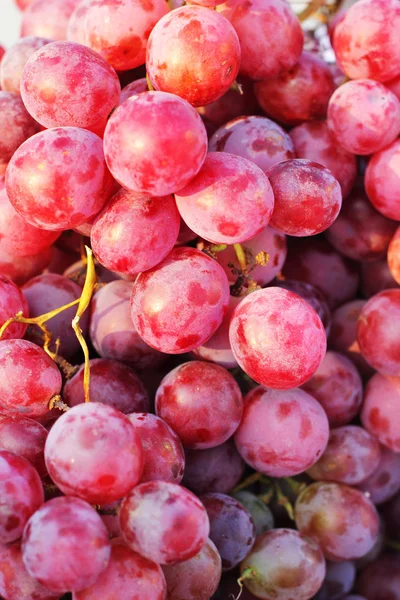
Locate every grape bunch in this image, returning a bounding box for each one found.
[0,0,399,598]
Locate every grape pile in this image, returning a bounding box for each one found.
[0,0,399,598]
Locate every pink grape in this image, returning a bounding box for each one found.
[175,152,274,244]
[44,402,144,504]
[302,351,363,428]
[15,0,36,8]
[308,426,381,486]
[327,79,400,155]
[240,529,326,600]
[276,280,331,335]
[130,247,230,354]
[0,339,62,417]
[182,440,245,495]
[90,280,166,369]
[91,188,180,276]
[361,373,400,453]
[0,275,29,340]
[0,91,37,166]
[255,52,335,126]
[0,413,48,477]
[73,539,167,600]
[232,491,274,537]
[0,450,43,544]
[234,386,329,477]
[333,0,400,82]
[128,413,185,484]
[356,555,400,600]
[295,482,379,561]
[6,127,113,231]
[0,37,51,93]
[22,496,111,593]
[362,259,399,297]
[217,0,303,80]
[21,0,82,40]
[119,78,148,104]
[0,246,53,287]
[68,0,168,71]
[267,158,342,237]
[104,91,207,196]
[176,219,197,246]
[209,115,295,173]
[120,480,210,564]
[290,120,357,199]
[162,538,222,600]
[229,287,326,389]
[200,493,255,570]
[20,41,120,133]
[315,561,356,600]
[64,358,149,414]
[146,6,240,107]
[358,446,400,504]
[365,139,400,220]
[156,361,243,449]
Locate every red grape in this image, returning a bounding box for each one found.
[0,37,50,94]
[387,226,400,284]
[104,91,207,196]
[234,386,329,477]
[119,78,148,104]
[91,188,180,276]
[0,246,53,287]
[255,52,335,126]
[295,482,379,561]
[130,247,230,354]
[0,275,28,340]
[22,496,111,593]
[276,280,331,335]
[128,413,185,484]
[20,41,120,133]
[290,120,357,199]
[361,373,400,453]
[15,0,36,8]
[146,6,240,107]
[356,555,400,600]
[0,91,37,167]
[240,528,326,600]
[315,561,356,600]
[361,259,399,297]
[162,537,221,600]
[229,287,326,389]
[365,139,400,220]
[358,446,400,505]
[156,361,243,449]
[120,480,210,564]
[73,539,167,600]
[200,492,255,570]
[68,0,168,72]
[6,127,113,231]
[0,413,48,477]
[45,402,144,504]
[386,73,400,100]
[175,153,274,244]
[217,0,303,80]
[232,490,274,536]
[21,0,82,40]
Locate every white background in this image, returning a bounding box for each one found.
[0,1,22,49]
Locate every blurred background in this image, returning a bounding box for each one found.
[1,1,22,48]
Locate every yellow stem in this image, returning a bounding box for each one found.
[146,73,155,91]
[233,243,247,272]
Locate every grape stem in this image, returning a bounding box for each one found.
[146,73,155,91]
[274,481,295,520]
[235,568,256,600]
[233,244,247,272]
[48,395,70,412]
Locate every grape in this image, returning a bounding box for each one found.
[209,115,295,173]
[365,139,400,220]
[387,226,400,285]
[146,6,240,107]
[64,358,149,414]
[357,290,400,376]
[156,361,243,449]
[234,386,329,477]
[0,37,51,94]
[294,482,379,561]
[0,91,37,166]
[356,555,400,600]
[363,261,399,299]
[162,538,221,600]
[282,238,359,309]
[182,440,245,495]
[120,78,148,104]
[45,402,143,504]
[0,340,61,418]
[215,226,287,287]
[0,246,53,287]
[343,597,367,600]
[128,413,185,484]
[104,91,207,196]
[232,490,274,537]
[6,127,113,231]
[22,273,89,359]
[0,450,43,544]
[240,528,326,600]
[91,188,180,276]
[358,446,400,505]
[289,121,357,199]
[90,280,166,369]
[255,52,335,126]
[386,74,400,100]
[325,188,397,262]
[15,0,36,8]
[229,287,326,389]
[383,493,400,541]
[176,219,197,246]
[315,561,356,600]
[333,0,400,82]
[22,496,111,593]
[276,280,331,336]
[73,539,167,600]
[68,0,168,72]
[120,480,210,564]
[267,159,342,237]
[307,426,381,486]
[361,373,400,453]
[21,0,81,40]
[175,153,274,244]
[217,0,303,80]
[0,275,28,341]
[301,351,363,428]
[130,247,230,354]
[0,414,47,477]
[20,41,120,133]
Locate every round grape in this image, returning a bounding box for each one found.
[315,561,356,600]
[0,413,48,477]
[358,446,400,504]
[365,139,400,220]
[362,258,399,297]
[0,91,37,166]
[276,280,331,336]
[356,555,400,600]
[361,372,400,453]
[232,490,274,537]
[0,36,51,94]
[21,0,81,40]
[0,275,28,341]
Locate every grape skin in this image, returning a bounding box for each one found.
[119,78,148,104]
[362,259,399,298]
[0,91,38,166]
[361,373,400,453]
[0,246,53,287]
[276,280,331,336]
[0,36,51,94]
[315,561,356,600]
[0,413,48,477]
[358,446,400,505]
[0,275,29,341]
[21,0,81,40]
[366,139,400,220]
[356,555,400,600]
